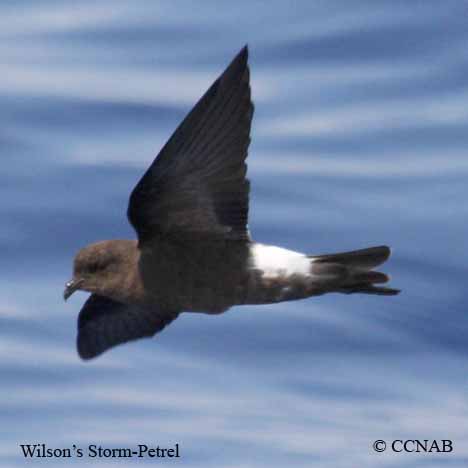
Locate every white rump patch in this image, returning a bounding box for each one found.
[251,244,311,278]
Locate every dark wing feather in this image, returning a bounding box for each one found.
[127,46,254,245]
[77,294,179,360]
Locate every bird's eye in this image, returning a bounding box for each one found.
[87,261,100,273]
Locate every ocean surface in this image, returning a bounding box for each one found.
[1,1,468,467]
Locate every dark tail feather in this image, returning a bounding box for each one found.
[341,284,400,295]
[311,245,391,269]
[310,245,400,296]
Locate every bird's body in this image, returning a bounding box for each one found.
[72,238,395,322]
[79,239,316,314]
[65,46,399,360]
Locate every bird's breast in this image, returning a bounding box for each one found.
[138,240,252,313]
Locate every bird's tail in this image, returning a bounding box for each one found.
[309,245,400,295]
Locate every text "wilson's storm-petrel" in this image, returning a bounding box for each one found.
[64,46,399,360]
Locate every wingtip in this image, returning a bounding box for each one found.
[234,44,249,65]
[217,45,250,87]
[76,339,96,361]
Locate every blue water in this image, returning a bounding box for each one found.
[2,1,468,466]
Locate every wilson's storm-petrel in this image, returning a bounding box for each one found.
[64,46,399,360]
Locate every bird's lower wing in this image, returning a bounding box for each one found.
[77,294,179,360]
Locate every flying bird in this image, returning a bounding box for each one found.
[65,46,399,360]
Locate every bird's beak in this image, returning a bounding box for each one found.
[63,278,83,301]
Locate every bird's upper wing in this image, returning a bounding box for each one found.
[77,294,179,360]
[127,46,254,246]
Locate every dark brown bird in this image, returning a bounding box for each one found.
[64,46,399,360]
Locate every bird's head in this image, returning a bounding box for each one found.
[64,240,136,300]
